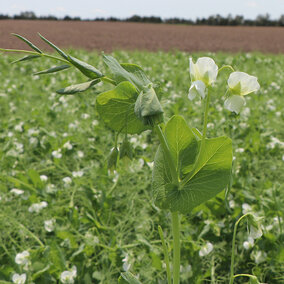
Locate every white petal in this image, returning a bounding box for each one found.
[196,57,218,85]
[224,95,246,114]
[228,72,260,96]
[189,57,198,82]
[188,80,206,100]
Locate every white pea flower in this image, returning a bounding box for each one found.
[225,72,260,114]
[52,149,62,159]
[44,219,56,232]
[15,251,30,266]
[189,57,218,86]
[63,141,73,150]
[249,224,263,239]
[28,201,48,213]
[72,171,84,178]
[77,151,84,158]
[122,254,131,271]
[188,57,218,100]
[188,80,206,100]
[242,203,252,214]
[12,273,26,284]
[63,177,72,185]
[10,188,24,195]
[199,242,213,257]
[60,266,77,284]
[243,236,254,250]
[40,175,48,182]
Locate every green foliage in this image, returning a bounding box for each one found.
[56,79,100,95]
[96,81,149,134]
[119,272,143,284]
[153,115,232,214]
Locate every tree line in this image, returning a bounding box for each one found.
[1,11,284,26]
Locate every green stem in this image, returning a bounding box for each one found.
[180,89,211,188]
[172,211,180,284]
[229,213,253,284]
[158,225,172,284]
[233,274,255,279]
[155,125,179,186]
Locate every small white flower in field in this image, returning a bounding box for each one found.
[282,154,284,161]
[14,122,24,132]
[122,254,131,271]
[15,251,30,266]
[63,141,73,150]
[77,151,84,158]
[10,188,24,195]
[46,183,57,194]
[60,266,77,284]
[44,219,56,232]
[68,121,79,130]
[40,175,48,182]
[251,250,267,264]
[188,80,206,100]
[243,236,254,250]
[249,224,263,239]
[28,201,48,213]
[199,242,213,257]
[8,131,14,137]
[229,200,235,209]
[72,171,84,178]
[189,57,218,86]
[275,111,281,117]
[236,148,245,153]
[81,113,90,119]
[63,177,72,185]
[224,72,260,114]
[92,120,99,126]
[52,149,62,159]
[12,273,26,284]
[242,203,252,214]
[29,137,38,146]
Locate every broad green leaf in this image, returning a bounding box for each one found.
[27,169,43,189]
[38,33,69,60]
[103,54,150,90]
[12,33,42,53]
[56,79,100,94]
[164,115,198,174]
[48,242,65,271]
[119,272,143,284]
[153,117,232,214]
[12,54,41,64]
[68,55,103,79]
[96,81,149,134]
[34,64,71,75]
[134,84,163,126]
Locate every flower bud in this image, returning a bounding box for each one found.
[134,84,163,126]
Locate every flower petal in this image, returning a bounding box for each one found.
[196,57,218,85]
[188,80,206,100]
[224,95,246,114]
[228,72,260,96]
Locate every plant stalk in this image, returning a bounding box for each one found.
[229,213,252,284]
[172,211,180,284]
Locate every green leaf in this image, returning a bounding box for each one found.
[12,33,42,53]
[34,64,71,75]
[153,116,232,214]
[27,169,43,189]
[56,79,100,94]
[134,84,163,126]
[12,54,41,64]
[103,54,150,90]
[68,55,103,79]
[164,115,198,173]
[96,81,149,134]
[119,272,143,284]
[38,33,69,60]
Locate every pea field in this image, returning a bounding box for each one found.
[0,45,283,283]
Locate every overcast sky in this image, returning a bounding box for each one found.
[1,0,284,20]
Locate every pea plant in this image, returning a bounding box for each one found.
[1,34,261,284]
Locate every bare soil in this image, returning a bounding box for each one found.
[0,20,284,53]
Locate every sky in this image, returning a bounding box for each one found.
[1,0,284,20]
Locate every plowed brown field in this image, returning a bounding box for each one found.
[0,20,284,53]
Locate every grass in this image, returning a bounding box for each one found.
[0,49,283,283]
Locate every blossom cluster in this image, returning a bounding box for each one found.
[188,57,260,114]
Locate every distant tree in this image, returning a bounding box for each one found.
[14,11,36,20]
